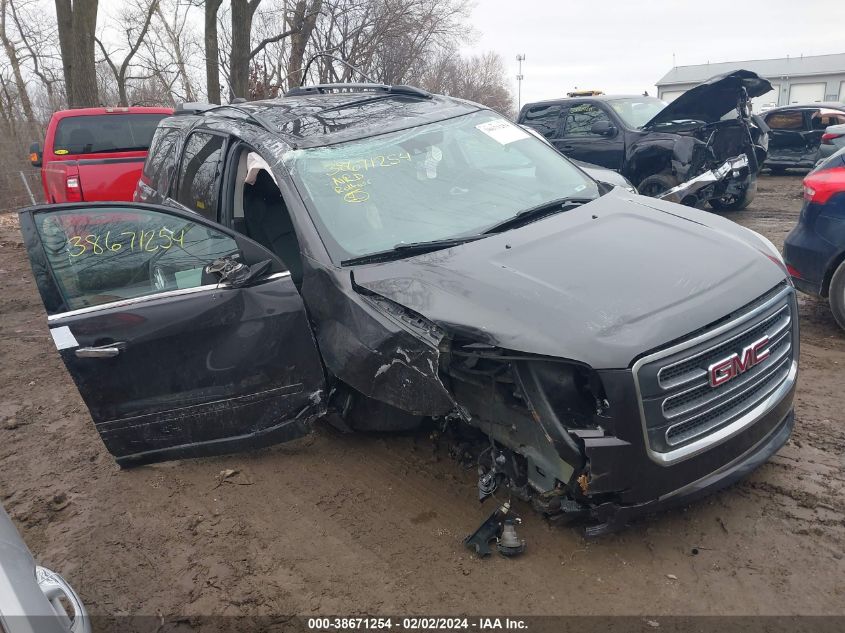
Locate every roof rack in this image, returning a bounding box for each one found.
[174,102,217,115]
[204,104,277,134]
[284,83,431,99]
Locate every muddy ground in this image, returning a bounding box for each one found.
[0,174,843,625]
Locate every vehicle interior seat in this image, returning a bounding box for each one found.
[67,128,95,153]
[242,170,303,286]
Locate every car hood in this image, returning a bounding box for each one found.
[352,189,787,369]
[644,70,773,127]
[570,159,636,190]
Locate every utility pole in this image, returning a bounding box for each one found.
[516,54,526,111]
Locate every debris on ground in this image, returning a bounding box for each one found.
[213,469,254,489]
[464,501,526,558]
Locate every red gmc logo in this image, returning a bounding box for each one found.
[708,336,771,388]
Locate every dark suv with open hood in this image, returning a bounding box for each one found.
[518,70,772,210]
[20,83,797,535]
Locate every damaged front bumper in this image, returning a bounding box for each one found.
[589,409,794,536]
[582,394,794,537]
[658,154,750,204]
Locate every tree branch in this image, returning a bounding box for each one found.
[94,36,120,82]
[249,26,295,60]
[119,0,160,81]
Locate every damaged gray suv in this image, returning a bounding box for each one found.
[20,83,798,535]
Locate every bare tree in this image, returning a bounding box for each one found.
[54,0,98,107]
[202,0,222,103]
[305,0,472,88]
[229,0,261,99]
[8,0,63,113]
[135,0,198,104]
[419,50,513,116]
[96,0,159,106]
[0,0,35,121]
[285,0,321,87]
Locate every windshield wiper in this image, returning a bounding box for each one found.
[340,235,483,267]
[481,196,595,235]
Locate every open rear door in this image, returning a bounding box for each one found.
[19,202,326,467]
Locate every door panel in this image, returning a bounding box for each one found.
[20,202,326,466]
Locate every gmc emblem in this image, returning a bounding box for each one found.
[708,336,771,388]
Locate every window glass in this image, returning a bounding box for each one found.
[608,97,667,128]
[285,111,599,262]
[765,111,804,130]
[522,105,562,139]
[812,111,845,129]
[177,132,226,220]
[35,207,238,311]
[142,127,180,192]
[562,104,611,137]
[53,114,168,155]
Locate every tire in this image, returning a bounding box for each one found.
[829,261,845,331]
[637,173,679,198]
[768,166,787,175]
[708,180,757,212]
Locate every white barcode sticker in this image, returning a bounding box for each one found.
[476,120,530,145]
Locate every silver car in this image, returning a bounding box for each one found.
[818,122,845,162]
[0,505,89,633]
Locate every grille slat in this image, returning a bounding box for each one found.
[666,357,792,445]
[662,328,792,420]
[634,285,797,458]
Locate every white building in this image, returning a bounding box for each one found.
[656,53,845,111]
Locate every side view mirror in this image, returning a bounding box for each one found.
[204,255,272,288]
[590,121,617,137]
[29,142,42,167]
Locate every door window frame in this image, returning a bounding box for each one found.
[20,201,289,320]
[174,128,231,222]
[522,103,567,141]
[560,101,614,139]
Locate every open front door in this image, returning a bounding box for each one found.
[19,202,326,467]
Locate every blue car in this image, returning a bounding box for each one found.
[783,146,845,329]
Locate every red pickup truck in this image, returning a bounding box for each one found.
[29,106,173,203]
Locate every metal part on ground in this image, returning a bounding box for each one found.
[464,501,514,557]
[496,518,526,557]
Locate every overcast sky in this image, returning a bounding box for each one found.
[462,0,845,107]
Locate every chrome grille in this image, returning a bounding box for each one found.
[633,284,798,464]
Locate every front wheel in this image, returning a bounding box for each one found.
[637,173,679,198]
[829,261,845,331]
[709,180,757,211]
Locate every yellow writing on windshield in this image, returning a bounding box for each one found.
[324,153,412,202]
[325,152,411,177]
[330,173,370,203]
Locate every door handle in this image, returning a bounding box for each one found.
[75,344,124,358]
